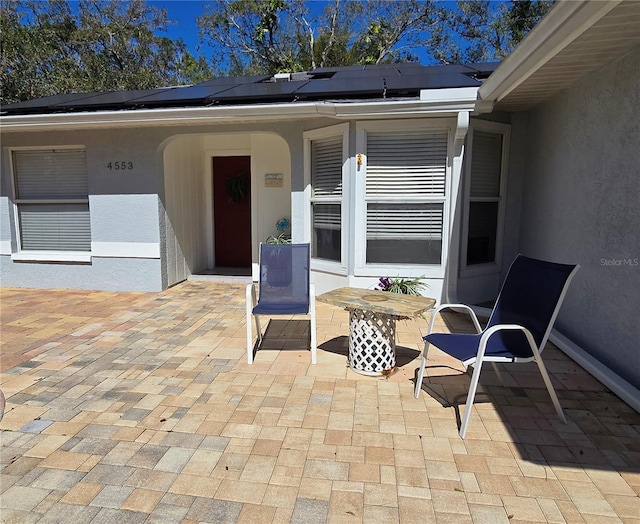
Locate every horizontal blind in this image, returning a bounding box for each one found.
[312,203,341,230]
[311,137,343,198]
[367,203,443,240]
[19,204,91,251]
[470,131,502,198]
[13,149,88,199]
[366,131,448,196]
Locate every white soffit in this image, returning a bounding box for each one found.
[480,0,640,112]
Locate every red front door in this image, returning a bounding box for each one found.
[213,156,252,267]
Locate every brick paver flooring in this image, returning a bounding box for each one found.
[1,281,639,523]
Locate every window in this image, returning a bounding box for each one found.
[463,124,509,269]
[306,126,347,264]
[362,128,448,266]
[12,149,91,253]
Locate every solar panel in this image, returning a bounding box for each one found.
[53,89,167,109]
[210,80,309,101]
[0,63,501,115]
[296,77,385,97]
[129,75,273,105]
[2,92,104,112]
[384,72,481,91]
[195,75,271,87]
[129,85,231,105]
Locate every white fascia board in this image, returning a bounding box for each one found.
[0,95,479,133]
[479,0,621,104]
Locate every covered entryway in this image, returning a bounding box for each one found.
[161,132,292,288]
[212,156,252,268]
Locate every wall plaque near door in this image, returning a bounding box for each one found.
[264,173,283,188]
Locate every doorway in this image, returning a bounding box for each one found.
[212,156,252,268]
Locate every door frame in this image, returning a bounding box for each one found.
[205,147,253,269]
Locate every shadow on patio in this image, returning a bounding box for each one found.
[1,281,638,523]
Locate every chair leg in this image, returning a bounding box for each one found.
[414,341,431,398]
[309,285,317,365]
[310,307,317,365]
[533,353,567,424]
[246,287,254,364]
[459,360,484,439]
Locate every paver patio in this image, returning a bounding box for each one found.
[1,281,639,523]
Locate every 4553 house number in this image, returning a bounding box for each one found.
[107,161,134,171]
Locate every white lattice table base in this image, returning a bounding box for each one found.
[348,309,397,376]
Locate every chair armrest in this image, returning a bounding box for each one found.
[246,282,257,309]
[427,303,483,335]
[477,324,537,360]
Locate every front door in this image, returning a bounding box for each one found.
[213,156,252,267]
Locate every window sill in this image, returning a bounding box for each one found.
[311,258,348,276]
[354,264,445,279]
[11,252,92,263]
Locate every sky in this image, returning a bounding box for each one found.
[149,1,207,55]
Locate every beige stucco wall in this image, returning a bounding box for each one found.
[519,45,640,388]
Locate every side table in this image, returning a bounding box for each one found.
[317,287,435,376]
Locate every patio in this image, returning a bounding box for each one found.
[0,281,638,523]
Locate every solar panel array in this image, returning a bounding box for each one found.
[1,63,498,115]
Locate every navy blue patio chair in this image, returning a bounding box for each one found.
[246,243,317,364]
[414,254,580,438]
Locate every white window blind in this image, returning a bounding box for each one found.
[364,129,448,265]
[470,131,502,198]
[466,128,505,266]
[14,150,89,199]
[366,131,447,196]
[312,136,343,198]
[367,203,443,240]
[12,149,91,252]
[310,135,343,262]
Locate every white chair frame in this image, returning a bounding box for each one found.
[246,282,317,365]
[414,262,579,438]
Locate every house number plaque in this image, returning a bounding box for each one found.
[107,161,134,171]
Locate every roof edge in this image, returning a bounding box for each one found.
[0,92,480,132]
[479,0,621,104]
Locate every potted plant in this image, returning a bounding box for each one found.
[375,276,427,295]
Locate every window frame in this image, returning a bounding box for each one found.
[303,123,349,275]
[9,146,92,263]
[460,120,510,277]
[354,119,455,278]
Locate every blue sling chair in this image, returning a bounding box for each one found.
[246,243,317,364]
[414,255,580,438]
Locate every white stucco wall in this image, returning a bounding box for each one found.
[520,45,640,388]
[162,135,207,286]
[0,128,165,291]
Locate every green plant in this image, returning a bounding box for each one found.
[266,232,291,244]
[376,276,427,295]
[225,173,249,203]
[266,217,291,244]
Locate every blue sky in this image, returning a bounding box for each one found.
[149,1,207,55]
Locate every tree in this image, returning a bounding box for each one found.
[196,0,444,74]
[1,0,214,104]
[197,0,554,76]
[2,0,554,104]
[433,0,555,64]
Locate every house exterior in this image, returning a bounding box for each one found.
[1,1,638,408]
